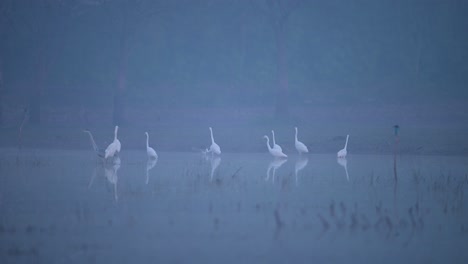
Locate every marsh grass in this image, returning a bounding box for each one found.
[0,150,467,263]
[0,156,51,168]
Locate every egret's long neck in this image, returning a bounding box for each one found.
[344,135,349,150]
[114,183,118,202]
[86,132,98,152]
[114,127,118,140]
[146,134,149,148]
[265,138,272,151]
[210,129,214,144]
[295,129,298,142]
[90,134,98,152]
[272,131,276,145]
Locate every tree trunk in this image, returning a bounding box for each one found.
[237,12,246,85]
[29,54,47,125]
[0,57,3,126]
[415,33,422,86]
[274,22,289,118]
[113,54,127,126]
[113,12,129,126]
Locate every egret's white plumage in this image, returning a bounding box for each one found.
[294,127,309,154]
[105,126,121,159]
[264,135,287,158]
[337,135,349,158]
[208,127,221,155]
[146,158,158,184]
[337,157,349,181]
[209,156,221,181]
[271,130,283,152]
[114,127,121,153]
[145,132,158,159]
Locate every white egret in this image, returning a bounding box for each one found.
[83,129,105,158]
[294,127,309,154]
[337,157,349,181]
[337,135,349,158]
[209,156,221,181]
[207,127,221,155]
[146,158,158,185]
[264,135,287,158]
[145,132,158,159]
[271,130,283,152]
[105,126,121,159]
[266,158,287,182]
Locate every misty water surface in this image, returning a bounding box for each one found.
[0,149,467,263]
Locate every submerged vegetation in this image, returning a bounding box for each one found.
[0,150,467,262]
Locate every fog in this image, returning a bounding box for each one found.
[0,0,467,154]
[1,2,468,263]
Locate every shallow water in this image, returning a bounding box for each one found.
[0,149,467,263]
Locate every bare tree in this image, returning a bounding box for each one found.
[0,55,4,127]
[102,0,181,125]
[26,0,56,124]
[7,0,102,125]
[409,2,426,87]
[252,0,302,118]
[15,0,76,124]
[0,0,14,126]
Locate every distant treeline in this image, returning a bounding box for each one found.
[1,0,467,124]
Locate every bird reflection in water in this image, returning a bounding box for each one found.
[146,157,158,184]
[88,156,121,201]
[104,156,121,201]
[207,156,221,181]
[266,158,287,183]
[294,157,309,186]
[337,157,349,181]
[88,165,100,189]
